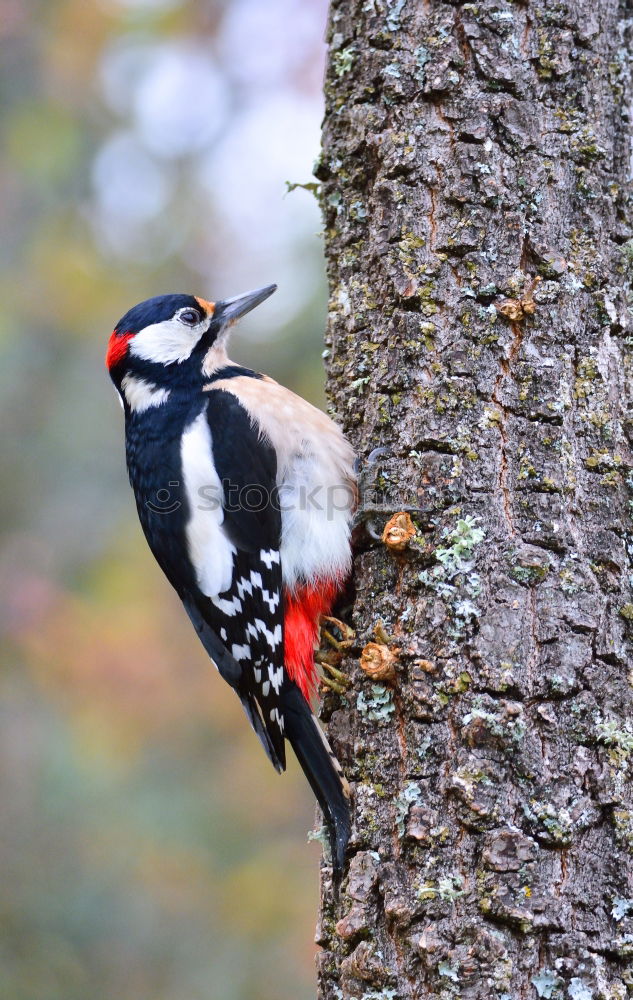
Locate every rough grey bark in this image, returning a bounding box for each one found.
[315,0,633,997]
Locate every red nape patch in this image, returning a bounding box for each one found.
[106,330,134,370]
[284,578,341,702]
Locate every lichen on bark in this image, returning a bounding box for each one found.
[316,0,633,997]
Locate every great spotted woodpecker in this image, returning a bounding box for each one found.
[106,285,354,871]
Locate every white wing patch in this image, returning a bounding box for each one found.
[210,568,280,616]
[261,588,279,614]
[212,593,241,615]
[121,374,170,413]
[231,643,251,661]
[254,619,282,650]
[181,411,236,597]
[260,548,280,568]
[268,663,284,694]
[180,396,285,748]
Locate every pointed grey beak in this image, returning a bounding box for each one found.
[215,284,277,324]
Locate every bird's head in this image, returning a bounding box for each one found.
[106,284,277,399]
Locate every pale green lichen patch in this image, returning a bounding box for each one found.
[435,516,486,572]
[414,45,429,84]
[523,799,573,846]
[415,874,465,904]
[597,719,633,748]
[419,516,485,645]
[462,702,526,745]
[568,977,594,1000]
[452,766,492,794]
[357,684,396,722]
[612,896,633,921]
[438,958,460,982]
[385,0,407,31]
[332,46,356,77]
[361,990,397,1000]
[531,969,563,998]
[437,875,465,901]
[510,560,550,586]
[395,782,423,836]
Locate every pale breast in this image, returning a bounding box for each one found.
[205,375,356,591]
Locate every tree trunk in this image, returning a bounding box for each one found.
[316,0,633,997]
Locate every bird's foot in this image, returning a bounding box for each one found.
[317,617,355,694]
[320,616,355,652]
[319,661,350,695]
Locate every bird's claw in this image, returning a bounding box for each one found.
[320,615,355,651]
[320,662,351,694]
[317,616,355,693]
[354,445,390,476]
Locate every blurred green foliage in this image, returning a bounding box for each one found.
[0,0,329,996]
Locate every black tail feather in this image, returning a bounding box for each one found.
[282,682,351,875]
[238,691,286,774]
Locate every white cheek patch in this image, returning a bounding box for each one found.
[121,374,170,412]
[130,317,206,365]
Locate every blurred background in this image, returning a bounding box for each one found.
[0,0,330,997]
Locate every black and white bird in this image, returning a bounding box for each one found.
[106,285,355,871]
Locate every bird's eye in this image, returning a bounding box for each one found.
[179,309,201,326]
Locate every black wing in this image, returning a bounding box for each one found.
[182,389,287,770]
